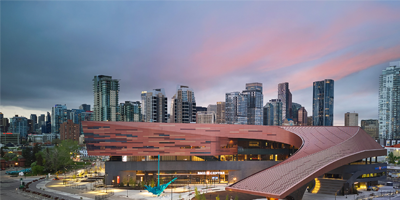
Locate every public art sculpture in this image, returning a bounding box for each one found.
[145,155,177,196]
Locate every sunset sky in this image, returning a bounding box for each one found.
[2,1,400,125]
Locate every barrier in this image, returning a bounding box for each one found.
[94,191,114,200]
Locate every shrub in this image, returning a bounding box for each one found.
[216,195,220,200]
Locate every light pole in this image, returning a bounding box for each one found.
[105,173,108,193]
[127,174,130,197]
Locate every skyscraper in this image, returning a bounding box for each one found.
[30,114,37,131]
[243,83,263,125]
[46,112,51,123]
[141,89,168,123]
[171,85,196,123]
[263,99,282,126]
[216,102,226,124]
[119,101,142,122]
[9,115,28,138]
[291,103,302,122]
[79,104,91,112]
[361,119,379,139]
[51,104,68,134]
[379,61,400,139]
[207,104,217,114]
[344,112,358,126]
[278,82,292,120]
[312,79,334,126]
[225,92,247,124]
[93,75,120,121]
[297,107,308,126]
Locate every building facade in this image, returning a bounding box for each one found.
[196,111,216,124]
[361,119,379,139]
[171,85,196,123]
[297,107,308,126]
[60,120,80,141]
[119,101,142,122]
[9,116,28,138]
[141,89,168,123]
[51,104,68,134]
[30,114,37,132]
[0,113,9,133]
[291,103,302,123]
[207,104,217,114]
[379,61,400,139]
[243,83,263,125]
[79,104,91,112]
[345,112,358,126]
[263,99,282,126]
[216,102,226,124]
[312,79,334,126]
[93,75,120,121]
[278,82,292,120]
[225,92,247,124]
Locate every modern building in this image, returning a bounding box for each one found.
[207,104,217,114]
[379,61,400,139]
[225,92,247,125]
[119,101,142,122]
[307,116,313,126]
[0,133,20,145]
[0,114,9,133]
[83,122,386,200]
[51,104,68,134]
[27,119,33,133]
[38,114,45,126]
[141,89,168,123]
[9,116,28,138]
[345,112,358,126]
[60,120,80,141]
[196,111,216,124]
[46,112,51,123]
[79,104,91,112]
[171,85,196,123]
[93,75,120,121]
[216,102,226,124]
[312,79,334,126]
[30,114,37,131]
[291,103,302,123]
[361,119,379,139]
[243,83,263,125]
[278,82,292,120]
[297,107,308,126]
[263,99,283,126]
[195,106,207,112]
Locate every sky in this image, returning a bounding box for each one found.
[1,1,400,126]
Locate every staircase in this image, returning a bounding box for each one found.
[314,178,347,195]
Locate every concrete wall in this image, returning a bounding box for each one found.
[105,160,280,185]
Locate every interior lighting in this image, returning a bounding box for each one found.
[311,178,320,193]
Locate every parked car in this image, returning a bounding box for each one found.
[367,186,379,191]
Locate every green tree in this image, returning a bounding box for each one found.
[388,151,399,164]
[225,195,229,200]
[195,186,200,200]
[129,177,135,187]
[0,147,5,158]
[32,143,41,163]
[32,165,44,175]
[22,148,33,166]
[234,196,238,200]
[42,139,79,172]
[216,195,220,200]
[201,194,206,200]
[52,139,61,145]
[150,178,155,187]
[123,177,129,186]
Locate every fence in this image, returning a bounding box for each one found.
[94,191,114,200]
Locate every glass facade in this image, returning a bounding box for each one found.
[9,116,28,138]
[51,104,68,134]
[312,79,334,126]
[171,85,196,123]
[119,101,142,122]
[278,82,292,121]
[141,89,168,123]
[263,99,282,125]
[225,92,247,124]
[243,83,263,125]
[93,75,120,121]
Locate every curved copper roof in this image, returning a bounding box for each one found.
[226,126,386,199]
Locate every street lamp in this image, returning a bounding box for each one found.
[127,175,130,197]
[105,173,108,193]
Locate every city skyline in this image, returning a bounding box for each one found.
[2,1,400,126]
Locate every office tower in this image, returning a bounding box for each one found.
[225,92,247,124]
[46,112,51,123]
[119,101,142,122]
[379,61,400,139]
[30,114,37,131]
[0,113,9,133]
[51,104,68,134]
[196,106,207,112]
[263,99,282,126]
[207,104,217,113]
[361,119,379,139]
[216,102,226,124]
[243,83,263,125]
[38,114,45,126]
[278,82,292,120]
[196,111,216,124]
[141,89,168,123]
[79,104,91,112]
[93,75,120,121]
[9,116,28,138]
[344,112,358,126]
[27,119,33,133]
[0,113,3,119]
[312,79,334,126]
[291,103,302,122]
[171,85,196,123]
[60,120,80,141]
[297,107,308,126]
[307,116,313,126]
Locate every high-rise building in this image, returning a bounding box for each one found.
[207,104,217,114]
[307,116,313,126]
[263,99,282,126]
[196,107,207,112]
[297,107,308,126]
[361,119,379,139]
[278,82,292,120]
[51,104,68,134]
[312,79,334,126]
[0,113,9,133]
[291,103,302,123]
[60,120,80,141]
[196,111,216,124]
[93,75,120,121]
[225,92,247,124]
[345,112,358,126]
[243,83,263,125]
[379,61,400,139]
[46,112,51,123]
[79,104,91,112]
[9,115,28,138]
[141,89,168,123]
[30,114,37,131]
[27,119,34,133]
[216,102,226,124]
[119,101,142,122]
[38,114,45,126]
[171,85,196,123]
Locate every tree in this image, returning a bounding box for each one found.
[22,148,33,166]
[234,196,238,200]
[225,195,229,200]
[216,195,220,200]
[123,177,129,186]
[52,139,61,145]
[32,165,44,175]
[387,151,399,164]
[1,147,6,158]
[42,139,79,172]
[129,177,135,187]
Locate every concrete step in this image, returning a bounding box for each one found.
[316,179,347,195]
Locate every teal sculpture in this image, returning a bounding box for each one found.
[145,155,177,196]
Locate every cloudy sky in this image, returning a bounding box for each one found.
[1,1,400,126]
